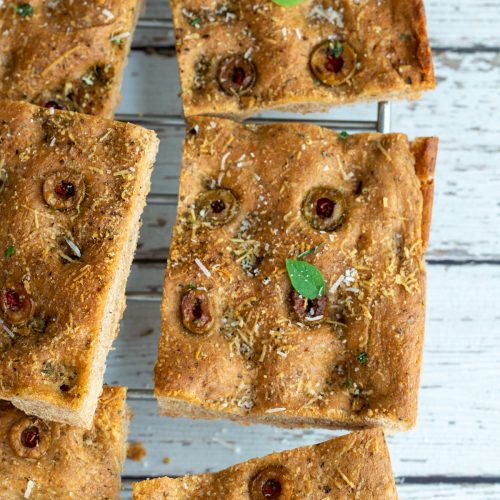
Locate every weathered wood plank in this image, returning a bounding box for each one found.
[118,50,500,261]
[105,263,500,477]
[121,481,500,499]
[134,0,500,50]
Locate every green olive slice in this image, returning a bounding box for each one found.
[181,289,214,335]
[250,465,293,500]
[302,187,347,232]
[0,168,7,194]
[1,286,34,325]
[310,40,357,86]
[43,170,86,210]
[217,55,257,96]
[9,417,52,459]
[290,290,329,326]
[196,188,238,226]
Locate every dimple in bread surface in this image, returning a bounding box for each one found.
[155,117,438,432]
[170,0,435,118]
[0,0,142,118]
[133,428,397,499]
[0,99,158,428]
[0,386,128,500]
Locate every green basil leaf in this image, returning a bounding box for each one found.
[286,259,326,300]
[271,0,305,6]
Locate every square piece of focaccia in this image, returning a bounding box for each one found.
[0,99,158,428]
[0,386,128,500]
[0,0,143,118]
[134,429,397,499]
[170,0,435,117]
[155,116,438,432]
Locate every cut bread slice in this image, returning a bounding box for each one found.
[155,116,438,432]
[0,386,128,500]
[133,428,397,499]
[0,99,158,428]
[170,0,435,118]
[0,0,144,118]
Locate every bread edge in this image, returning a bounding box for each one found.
[412,137,439,251]
[156,395,411,433]
[184,88,431,121]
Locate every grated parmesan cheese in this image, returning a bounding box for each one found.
[110,32,130,44]
[102,8,114,21]
[0,317,14,338]
[195,258,211,278]
[266,407,286,413]
[220,151,231,171]
[308,5,344,28]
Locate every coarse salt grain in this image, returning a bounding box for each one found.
[24,480,34,499]
[102,8,114,20]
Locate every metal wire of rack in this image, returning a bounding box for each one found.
[118,16,393,401]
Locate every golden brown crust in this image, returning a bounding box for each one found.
[0,99,158,427]
[133,429,397,499]
[0,386,128,500]
[412,137,439,251]
[170,0,436,118]
[0,0,142,118]
[155,117,438,432]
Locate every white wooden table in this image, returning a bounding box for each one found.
[112,1,500,497]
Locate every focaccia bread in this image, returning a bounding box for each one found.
[0,386,128,500]
[0,99,158,428]
[133,428,397,499]
[170,0,435,118]
[155,116,438,432]
[0,0,143,118]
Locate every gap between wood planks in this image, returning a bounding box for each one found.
[129,258,500,267]
[122,475,500,483]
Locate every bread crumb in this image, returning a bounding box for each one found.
[163,457,171,464]
[127,441,147,461]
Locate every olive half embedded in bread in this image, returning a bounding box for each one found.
[301,187,347,232]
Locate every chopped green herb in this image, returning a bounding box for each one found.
[190,17,202,27]
[41,362,54,376]
[297,243,323,260]
[345,378,354,389]
[271,0,305,6]
[330,40,344,59]
[4,246,14,258]
[339,131,349,140]
[286,259,326,300]
[187,283,197,290]
[16,3,33,16]
[399,33,410,41]
[313,79,321,86]
[357,352,368,365]
[110,32,130,45]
